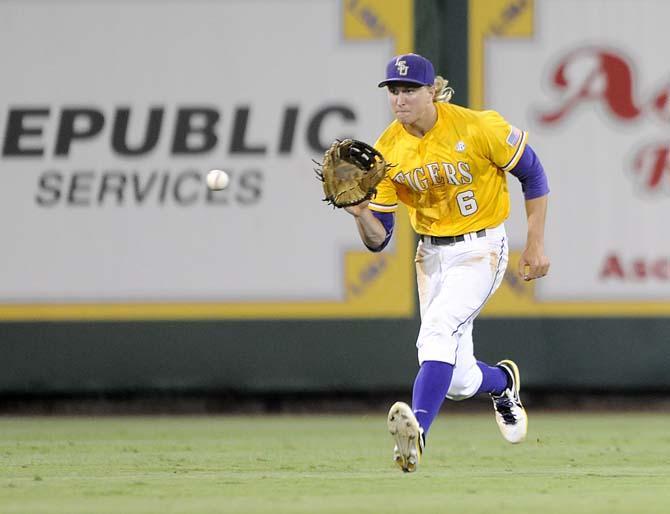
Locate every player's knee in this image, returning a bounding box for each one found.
[445,372,480,401]
[446,390,470,401]
[446,383,473,401]
[417,339,457,366]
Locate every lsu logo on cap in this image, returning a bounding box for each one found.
[395,58,408,76]
[506,126,522,147]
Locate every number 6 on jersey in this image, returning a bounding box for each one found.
[456,190,478,216]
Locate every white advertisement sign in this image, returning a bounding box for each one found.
[0,0,411,318]
[486,0,670,304]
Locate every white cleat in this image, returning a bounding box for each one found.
[491,359,528,444]
[387,401,424,472]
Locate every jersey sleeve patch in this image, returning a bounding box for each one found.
[506,126,522,147]
[502,130,528,172]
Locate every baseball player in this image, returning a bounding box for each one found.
[344,53,550,472]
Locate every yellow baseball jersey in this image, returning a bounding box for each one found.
[370,102,527,236]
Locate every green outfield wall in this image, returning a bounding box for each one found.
[2,317,670,394]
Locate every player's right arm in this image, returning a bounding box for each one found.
[347,165,398,252]
[345,130,398,252]
[345,201,388,250]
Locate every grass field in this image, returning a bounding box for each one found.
[1,412,669,514]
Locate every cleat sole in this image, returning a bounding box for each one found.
[387,401,421,472]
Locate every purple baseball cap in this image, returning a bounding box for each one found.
[378,53,436,88]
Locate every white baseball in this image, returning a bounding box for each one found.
[206,169,230,190]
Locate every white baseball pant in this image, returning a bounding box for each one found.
[414,223,509,401]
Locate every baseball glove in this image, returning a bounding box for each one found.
[314,139,392,208]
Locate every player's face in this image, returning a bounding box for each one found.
[387,84,435,125]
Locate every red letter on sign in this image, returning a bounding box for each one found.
[539,47,641,124]
[599,253,625,280]
[633,143,670,191]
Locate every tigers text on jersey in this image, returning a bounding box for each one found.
[370,102,527,236]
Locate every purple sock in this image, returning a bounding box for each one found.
[475,361,509,396]
[411,361,454,435]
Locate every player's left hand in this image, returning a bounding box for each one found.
[518,243,550,281]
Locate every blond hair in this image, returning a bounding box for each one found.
[432,75,454,103]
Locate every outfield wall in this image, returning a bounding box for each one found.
[1,0,668,394]
[2,317,670,394]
